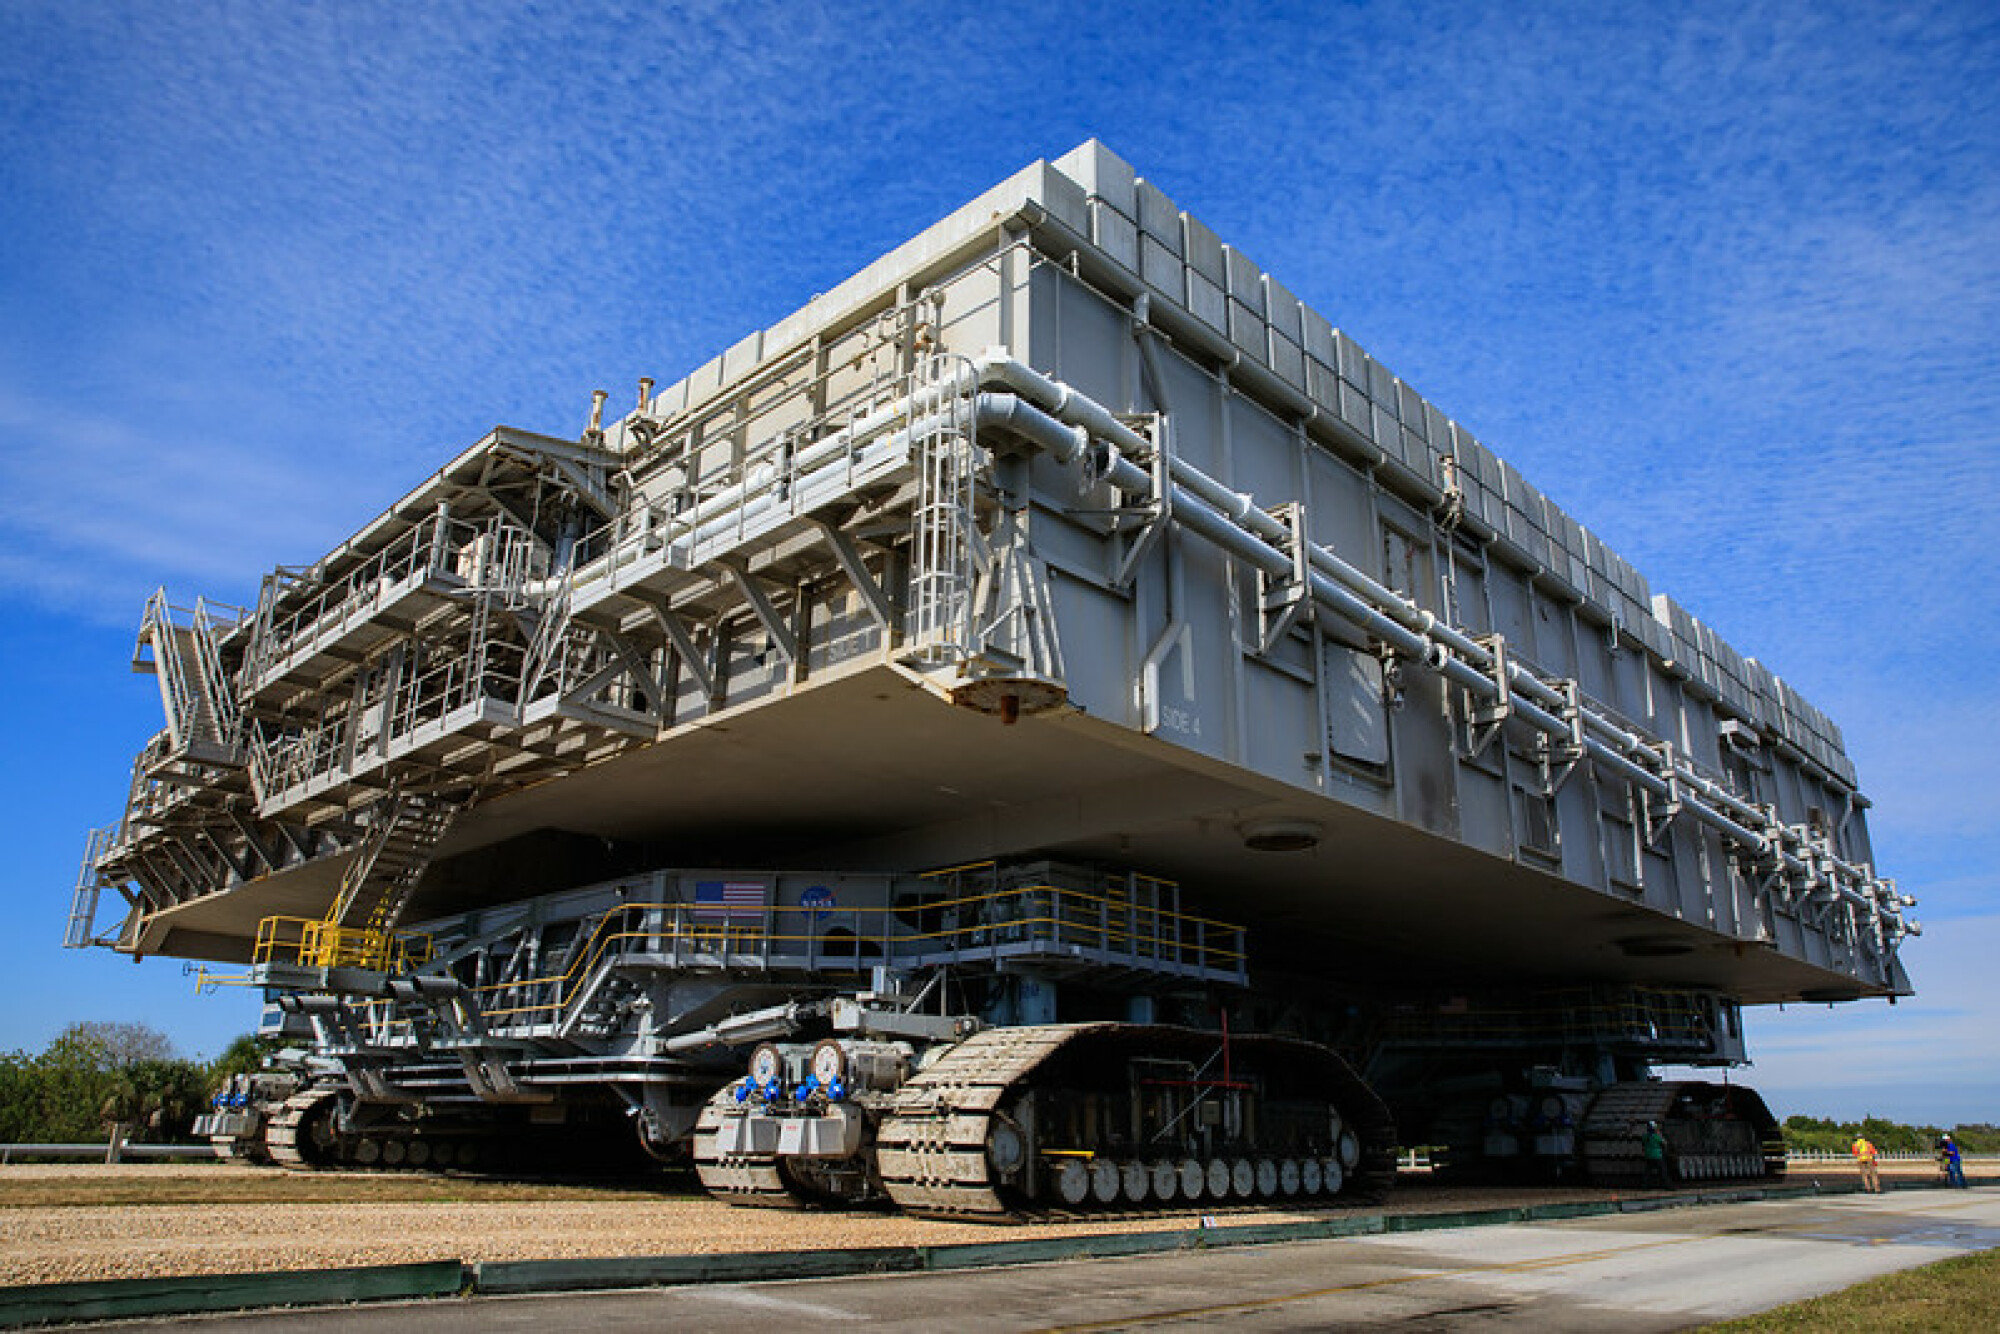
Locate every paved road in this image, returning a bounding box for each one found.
[110,1188,2000,1332]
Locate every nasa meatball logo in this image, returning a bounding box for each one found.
[800,885,836,919]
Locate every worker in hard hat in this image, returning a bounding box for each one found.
[1938,1134,1966,1188]
[1640,1121,1670,1188]
[1850,1133,1881,1192]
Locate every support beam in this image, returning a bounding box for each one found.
[637,595,715,702]
[812,519,895,630]
[722,561,798,661]
[226,808,283,875]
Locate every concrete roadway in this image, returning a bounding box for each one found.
[122,1188,2000,1332]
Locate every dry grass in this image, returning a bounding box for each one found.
[1699,1246,2000,1332]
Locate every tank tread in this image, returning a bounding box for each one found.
[876,1025,1085,1219]
[265,1088,339,1170]
[1580,1081,1782,1185]
[877,1023,1396,1219]
[691,1085,813,1209]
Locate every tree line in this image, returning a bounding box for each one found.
[1782,1114,1998,1155]
[0,1022,269,1144]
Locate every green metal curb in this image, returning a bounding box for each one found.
[1386,1206,1528,1232]
[1523,1199,1619,1221]
[921,1230,1188,1273]
[1616,1194,1678,1212]
[1185,1214,1388,1248]
[0,1259,465,1329]
[474,1245,925,1295]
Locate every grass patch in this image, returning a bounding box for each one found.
[0,1170,707,1209]
[1700,1246,2000,1332]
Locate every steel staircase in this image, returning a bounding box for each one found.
[325,788,464,942]
[135,589,243,766]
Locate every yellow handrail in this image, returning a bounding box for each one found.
[466,885,1246,1027]
[255,916,434,973]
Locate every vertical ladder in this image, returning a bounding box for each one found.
[905,358,977,661]
[65,826,117,948]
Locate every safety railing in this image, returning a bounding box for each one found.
[556,338,960,633]
[1377,987,1724,1049]
[122,732,180,823]
[518,574,578,708]
[188,596,247,750]
[463,883,1248,1034]
[139,589,202,754]
[106,730,246,852]
[254,915,434,973]
[462,516,551,603]
[258,628,532,804]
[257,705,358,801]
[623,295,934,484]
[384,607,528,746]
[242,512,497,691]
[236,333,963,817]
[1784,1149,1975,1164]
[256,580,533,808]
[135,592,246,756]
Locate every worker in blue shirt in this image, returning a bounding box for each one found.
[1939,1134,1966,1188]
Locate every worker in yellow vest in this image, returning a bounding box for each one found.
[1851,1134,1881,1193]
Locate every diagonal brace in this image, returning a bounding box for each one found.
[723,560,797,661]
[812,519,894,630]
[638,595,715,703]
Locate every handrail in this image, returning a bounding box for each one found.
[255,915,434,973]
[141,589,197,751]
[189,597,245,751]
[455,884,1247,1031]
[622,295,934,484]
[244,513,512,690]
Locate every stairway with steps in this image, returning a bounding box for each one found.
[325,789,464,942]
[136,589,243,767]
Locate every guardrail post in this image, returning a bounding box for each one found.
[105,1123,128,1164]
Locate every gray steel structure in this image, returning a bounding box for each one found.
[66,143,1912,1185]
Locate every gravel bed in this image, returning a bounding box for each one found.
[0,1163,1907,1287]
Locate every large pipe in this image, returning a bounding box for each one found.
[661,1000,815,1054]
[967,354,1893,922]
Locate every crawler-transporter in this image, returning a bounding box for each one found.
[73,143,1913,1216]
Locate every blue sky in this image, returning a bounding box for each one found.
[2,1,1994,1124]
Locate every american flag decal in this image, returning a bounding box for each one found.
[693,879,767,920]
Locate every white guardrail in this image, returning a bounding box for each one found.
[1785,1149,1992,1164]
[0,1127,228,1164]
